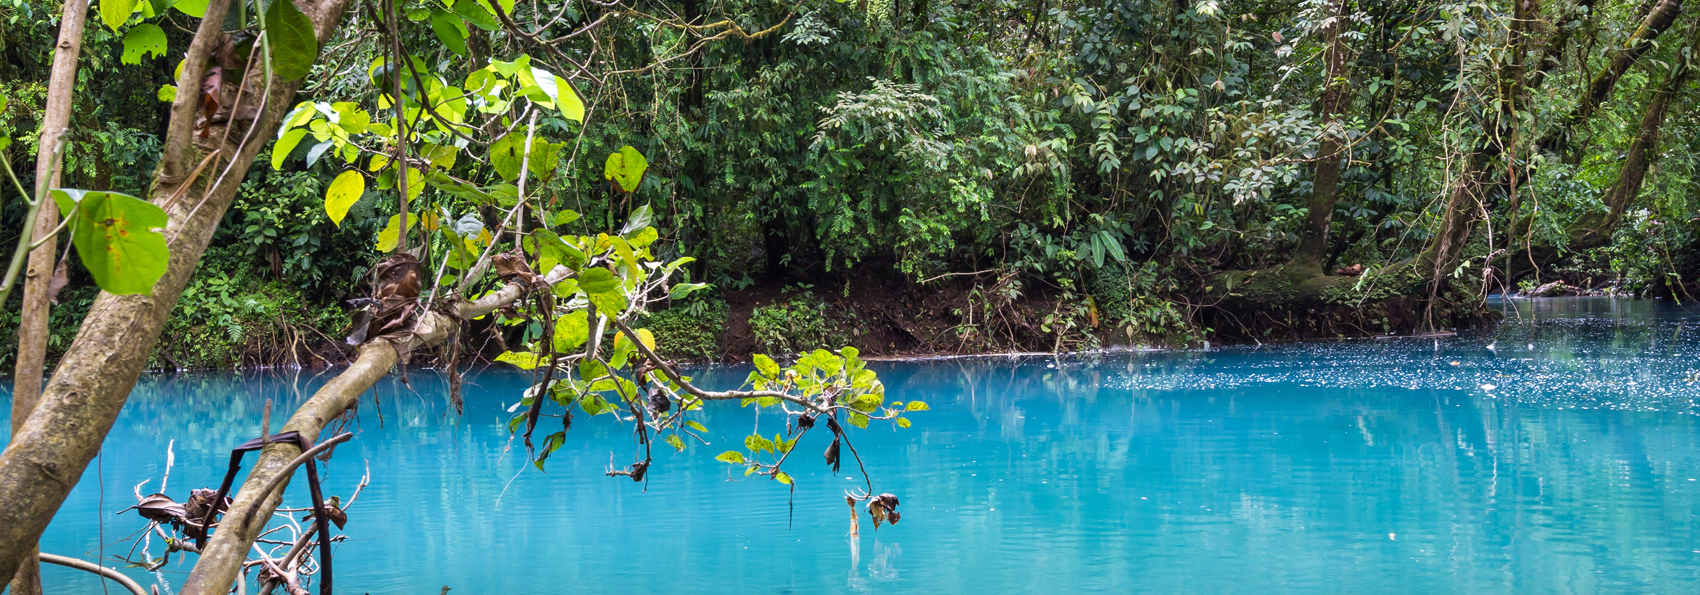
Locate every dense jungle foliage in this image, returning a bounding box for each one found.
[5,0,1700,367]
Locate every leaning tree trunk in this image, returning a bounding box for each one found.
[1537,0,1683,158]
[6,0,89,591]
[176,269,562,594]
[1292,0,1353,270]
[1509,16,1700,278]
[1566,18,1700,250]
[0,0,354,581]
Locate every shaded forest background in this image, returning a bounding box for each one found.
[3,0,1698,367]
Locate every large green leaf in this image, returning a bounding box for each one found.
[271,129,308,170]
[265,0,319,81]
[528,140,564,183]
[603,146,648,194]
[526,67,584,122]
[452,0,499,31]
[552,309,589,353]
[430,9,468,56]
[121,24,168,64]
[51,189,170,295]
[324,170,365,226]
[374,213,419,252]
[100,0,138,31]
[578,268,619,294]
[488,132,525,181]
[172,0,208,17]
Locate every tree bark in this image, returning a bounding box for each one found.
[7,1,90,592]
[176,268,564,595]
[1293,0,1353,269]
[1538,0,1683,157]
[0,0,354,581]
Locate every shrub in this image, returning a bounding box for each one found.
[643,299,728,361]
[750,291,836,356]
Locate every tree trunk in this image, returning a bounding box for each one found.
[1293,0,1352,269]
[0,0,354,581]
[1509,17,1700,278]
[1566,19,1700,250]
[176,268,563,595]
[7,0,90,592]
[1538,0,1683,157]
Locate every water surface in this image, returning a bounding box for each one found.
[6,297,1700,593]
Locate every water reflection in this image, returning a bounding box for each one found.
[4,298,1700,593]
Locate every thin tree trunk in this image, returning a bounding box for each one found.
[176,268,563,595]
[0,0,354,581]
[1538,0,1683,157]
[1293,0,1352,269]
[7,0,90,592]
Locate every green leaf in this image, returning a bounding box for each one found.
[121,24,168,64]
[551,309,589,353]
[157,85,177,103]
[589,291,627,318]
[172,0,208,17]
[849,412,869,429]
[896,417,912,428]
[51,189,170,295]
[452,0,500,31]
[578,267,619,294]
[603,146,648,193]
[495,350,542,370]
[332,102,370,134]
[620,204,654,235]
[264,0,320,81]
[774,471,793,485]
[272,129,308,171]
[488,132,525,181]
[526,67,583,122]
[685,420,708,433]
[324,171,364,226]
[665,434,686,452]
[752,354,781,379]
[624,226,659,249]
[374,213,418,252]
[715,451,746,465]
[527,140,565,183]
[430,9,468,56]
[669,283,709,301]
[906,400,930,411]
[745,434,775,453]
[532,431,567,470]
[100,0,137,31]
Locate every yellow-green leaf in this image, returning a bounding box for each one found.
[374,213,419,252]
[272,129,308,170]
[715,451,745,465]
[120,24,167,64]
[603,146,648,193]
[495,350,542,370]
[324,171,364,226]
[100,0,138,31]
[51,189,170,295]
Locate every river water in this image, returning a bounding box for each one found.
[5,297,1700,593]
